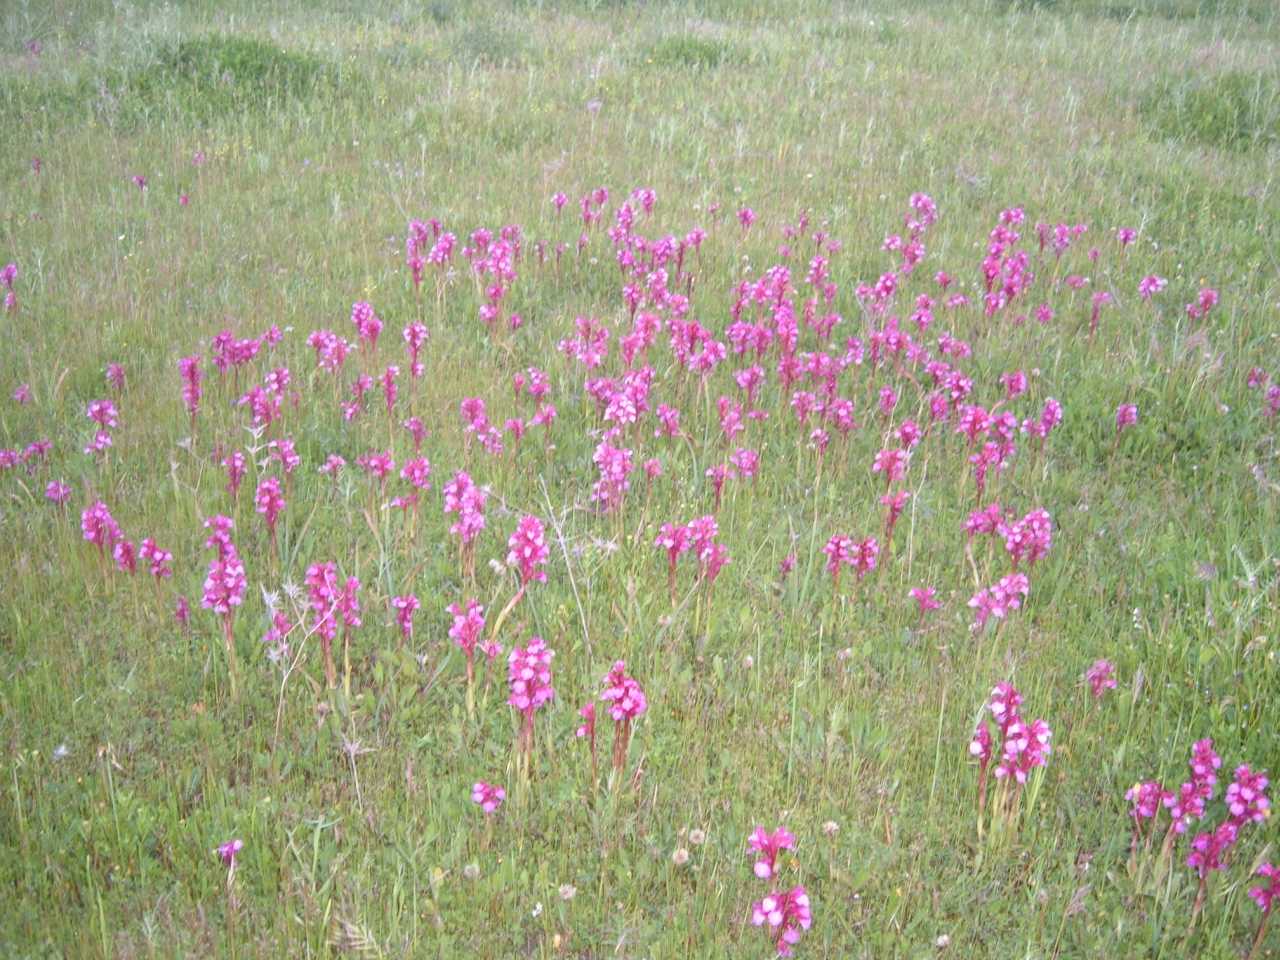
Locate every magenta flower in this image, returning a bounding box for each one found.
[1250,864,1280,914]
[217,838,243,867]
[750,886,812,957]
[447,598,492,673]
[105,363,126,391]
[45,480,72,504]
[1115,403,1138,433]
[1085,659,1117,698]
[471,781,505,815]
[748,826,797,880]
[1226,765,1270,825]
[1188,821,1238,879]
[909,586,941,619]
[601,660,646,774]
[576,702,596,740]
[391,594,419,644]
[12,383,31,405]
[351,301,383,350]
[113,539,137,574]
[1138,275,1167,300]
[254,476,286,546]
[508,637,554,750]
[87,399,119,429]
[1190,738,1222,787]
[306,561,341,687]
[506,515,549,586]
[81,501,121,555]
[1125,780,1170,821]
[178,356,202,423]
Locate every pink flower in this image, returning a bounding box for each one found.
[1138,275,1167,300]
[576,702,596,740]
[738,207,757,230]
[222,451,247,495]
[178,356,202,421]
[1125,780,1170,820]
[12,383,31,405]
[351,301,383,350]
[201,533,246,616]
[175,595,191,627]
[138,538,173,579]
[1190,739,1222,787]
[1115,403,1138,433]
[1249,864,1280,914]
[507,637,555,718]
[105,363,126,391]
[87,399,119,429]
[81,501,121,554]
[748,826,796,880]
[909,586,940,617]
[113,539,137,574]
[600,661,646,721]
[254,476,286,541]
[217,839,243,867]
[750,886,812,957]
[471,781,505,815]
[1225,765,1270,825]
[391,594,419,642]
[45,480,72,504]
[1187,821,1238,879]
[1085,659,1117,698]
[506,515,549,586]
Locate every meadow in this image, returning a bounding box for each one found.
[2,0,1280,956]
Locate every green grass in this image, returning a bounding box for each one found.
[2,0,1280,957]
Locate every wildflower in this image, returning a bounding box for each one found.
[508,637,554,751]
[748,826,796,880]
[690,829,707,845]
[909,586,941,618]
[178,356,202,422]
[1225,766,1270,825]
[1115,404,1138,433]
[750,886,812,957]
[113,539,137,574]
[391,594,419,644]
[222,451,247,496]
[175,595,191,627]
[1188,821,1238,879]
[1125,780,1170,821]
[12,383,31,405]
[673,848,690,866]
[45,480,72,504]
[601,660,646,773]
[351,301,383,350]
[471,781,505,814]
[506,515,549,587]
[1085,659,1117,698]
[81,501,121,555]
[1250,864,1280,914]
[217,839,243,867]
[254,476,286,546]
[1138,275,1167,300]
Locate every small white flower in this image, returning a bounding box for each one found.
[531,901,543,919]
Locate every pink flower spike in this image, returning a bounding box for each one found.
[471,781,505,815]
[506,515,549,586]
[1250,864,1280,914]
[217,838,243,867]
[748,825,796,880]
[750,886,812,957]
[1086,659,1117,698]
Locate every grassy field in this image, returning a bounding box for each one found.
[2,0,1280,956]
